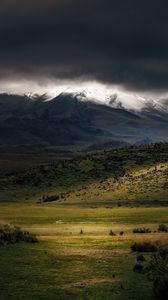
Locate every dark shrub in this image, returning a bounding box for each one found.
[131,242,158,252]
[133,263,144,273]
[158,224,168,233]
[109,230,116,236]
[147,246,168,299]
[120,231,124,236]
[137,254,146,262]
[42,194,60,203]
[0,222,38,245]
[22,231,38,243]
[133,227,152,234]
[80,229,84,235]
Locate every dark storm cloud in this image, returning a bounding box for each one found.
[0,0,168,90]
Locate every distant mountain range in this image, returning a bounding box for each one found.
[0,91,168,147]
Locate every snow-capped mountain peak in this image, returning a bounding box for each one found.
[67,89,168,114]
[2,87,168,115]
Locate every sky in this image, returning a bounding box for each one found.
[0,0,168,97]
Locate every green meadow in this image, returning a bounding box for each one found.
[0,144,168,299]
[0,205,168,300]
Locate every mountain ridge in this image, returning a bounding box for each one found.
[0,91,168,146]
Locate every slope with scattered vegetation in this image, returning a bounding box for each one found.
[0,143,168,206]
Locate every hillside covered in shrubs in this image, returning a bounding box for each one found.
[0,142,168,205]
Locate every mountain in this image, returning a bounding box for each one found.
[0,91,168,147]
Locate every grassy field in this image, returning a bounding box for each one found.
[0,203,168,300]
[0,144,168,299]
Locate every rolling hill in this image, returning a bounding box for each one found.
[0,143,168,206]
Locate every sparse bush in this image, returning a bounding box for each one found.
[22,231,38,243]
[120,283,124,289]
[42,194,60,203]
[131,242,158,252]
[147,246,168,299]
[137,254,146,262]
[158,224,168,232]
[0,222,38,245]
[109,230,116,236]
[133,263,144,273]
[133,227,152,234]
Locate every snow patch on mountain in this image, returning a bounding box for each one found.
[69,89,168,114]
[2,87,168,115]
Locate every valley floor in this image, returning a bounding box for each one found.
[0,204,168,300]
